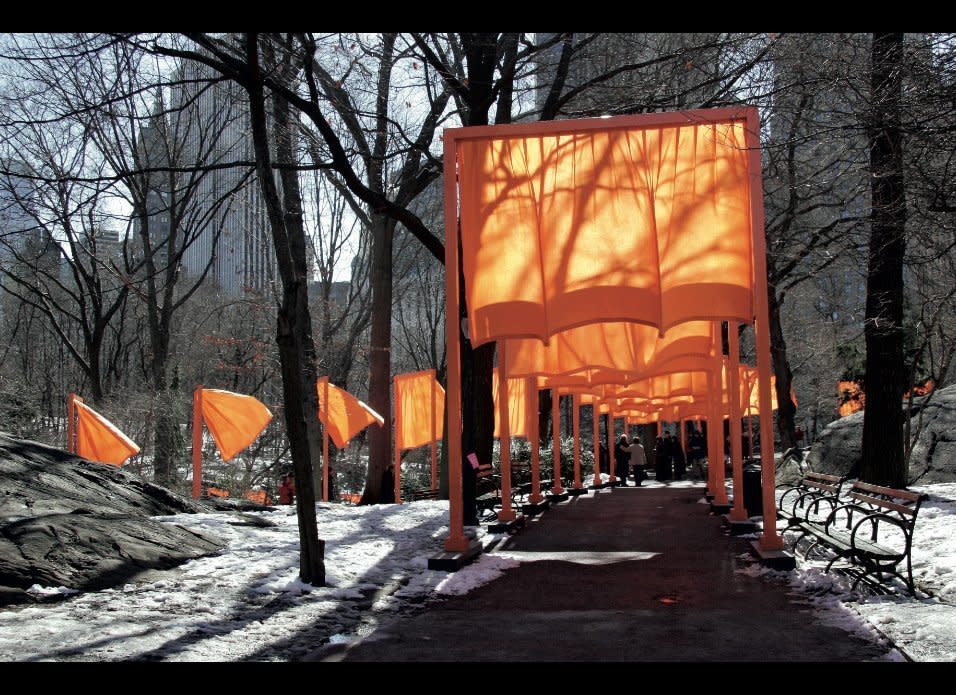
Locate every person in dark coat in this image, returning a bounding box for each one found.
[688,430,706,480]
[381,465,396,505]
[670,433,686,480]
[614,434,631,486]
[278,472,295,505]
[653,435,672,481]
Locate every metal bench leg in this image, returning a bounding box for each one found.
[824,554,843,575]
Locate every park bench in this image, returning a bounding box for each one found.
[409,487,440,502]
[789,481,928,595]
[777,471,848,527]
[475,461,502,518]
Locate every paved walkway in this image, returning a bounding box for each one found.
[309,484,897,662]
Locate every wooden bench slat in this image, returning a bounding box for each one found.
[788,479,925,595]
[848,491,919,517]
[852,480,923,503]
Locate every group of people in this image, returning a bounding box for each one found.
[607,429,710,485]
[650,433,687,481]
[612,435,648,486]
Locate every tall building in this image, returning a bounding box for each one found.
[134,61,277,296]
[534,33,729,118]
[0,161,59,286]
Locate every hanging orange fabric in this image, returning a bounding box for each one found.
[394,370,445,451]
[200,388,273,461]
[316,377,385,449]
[740,366,778,414]
[506,320,714,382]
[458,119,754,346]
[492,368,531,439]
[74,400,140,466]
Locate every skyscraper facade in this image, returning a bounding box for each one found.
[135,59,276,296]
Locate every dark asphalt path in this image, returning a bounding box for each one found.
[309,484,895,662]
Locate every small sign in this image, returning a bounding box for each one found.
[467,453,480,470]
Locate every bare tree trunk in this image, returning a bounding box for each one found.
[767,286,797,451]
[245,33,324,584]
[362,212,395,504]
[538,388,553,447]
[149,325,178,487]
[861,32,907,488]
[455,33,501,524]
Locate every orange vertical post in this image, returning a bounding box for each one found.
[727,323,748,521]
[552,391,563,494]
[497,340,515,521]
[192,386,203,500]
[706,367,719,498]
[443,135,468,552]
[746,109,784,551]
[394,444,402,504]
[608,410,617,484]
[66,393,78,454]
[529,381,543,504]
[572,393,582,490]
[322,378,330,502]
[709,321,730,504]
[592,403,601,487]
[431,375,438,490]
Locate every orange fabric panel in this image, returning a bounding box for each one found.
[74,400,140,466]
[492,368,531,439]
[506,320,713,383]
[394,370,445,451]
[740,366,778,414]
[458,120,754,346]
[244,489,272,505]
[200,388,273,462]
[316,377,385,449]
[838,380,865,417]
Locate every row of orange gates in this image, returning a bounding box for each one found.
[64,370,447,502]
[66,362,781,505]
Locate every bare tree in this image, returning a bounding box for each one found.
[860,33,908,487]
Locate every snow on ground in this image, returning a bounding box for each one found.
[1,481,955,661]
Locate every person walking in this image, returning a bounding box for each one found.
[653,435,672,482]
[278,471,295,505]
[689,429,706,481]
[670,433,686,481]
[626,436,647,486]
[615,434,631,486]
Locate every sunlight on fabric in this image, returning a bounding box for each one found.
[200,388,273,461]
[74,400,140,466]
[394,370,444,451]
[458,120,754,346]
[316,377,385,449]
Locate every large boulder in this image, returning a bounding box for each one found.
[0,432,202,520]
[0,432,224,605]
[806,384,956,484]
[0,512,222,605]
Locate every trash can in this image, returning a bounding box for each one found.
[742,463,763,516]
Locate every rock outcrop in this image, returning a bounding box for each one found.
[0,432,224,605]
[806,384,956,484]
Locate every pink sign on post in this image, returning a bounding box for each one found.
[467,453,480,470]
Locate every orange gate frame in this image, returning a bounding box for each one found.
[443,107,783,554]
[67,393,140,466]
[66,392,82,455]
[191,386,273,500]
[393,370,444,504]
